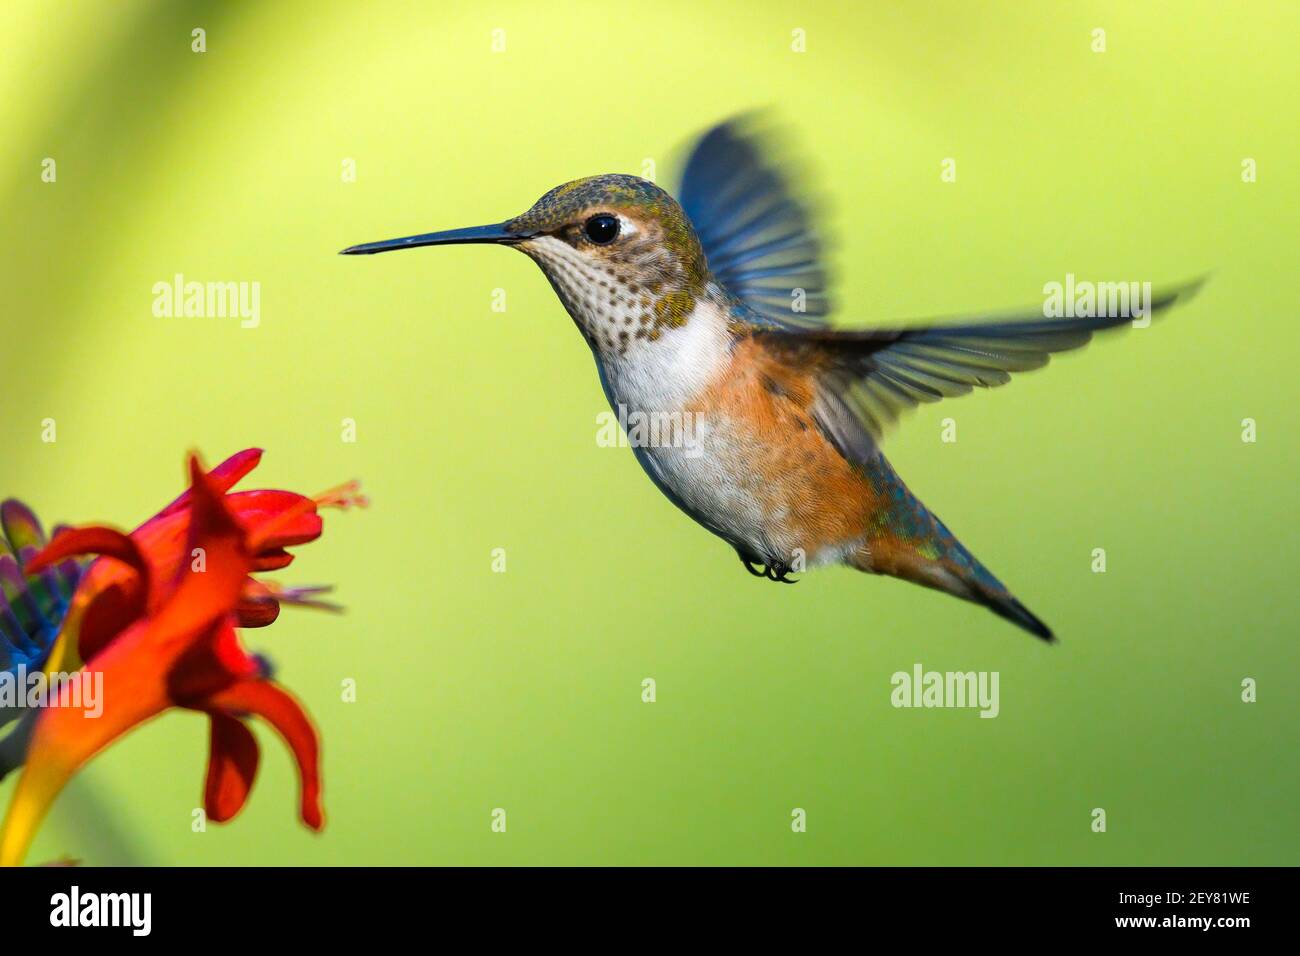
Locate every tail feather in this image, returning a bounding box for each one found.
[980,591,1054,643]
[852,535,1054,642]
[848,462,1055,641]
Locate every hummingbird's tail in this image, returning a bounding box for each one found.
[848,461,1055,642]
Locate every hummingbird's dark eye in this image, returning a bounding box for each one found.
[583,214,620,245]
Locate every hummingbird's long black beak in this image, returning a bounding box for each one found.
[340,222,529,255]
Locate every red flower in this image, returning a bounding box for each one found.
[0,450,363,866]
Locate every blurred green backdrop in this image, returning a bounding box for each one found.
[2,0,1296,865]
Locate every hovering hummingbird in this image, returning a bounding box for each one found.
[344,119,1201,641]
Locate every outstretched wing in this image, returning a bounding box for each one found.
[753,279,1205,465]
[676,116,831,329]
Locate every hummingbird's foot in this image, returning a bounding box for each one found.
[738,551,768,578]
[737,550,799,583]
[764,563,799,584]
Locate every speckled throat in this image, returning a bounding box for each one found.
[517,237,712,356]
[506,174,713,357]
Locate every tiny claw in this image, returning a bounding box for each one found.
[737,550,767,578]
[737,551,798,583]
[764,564,798,584]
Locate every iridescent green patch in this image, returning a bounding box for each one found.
[652,289,695,329]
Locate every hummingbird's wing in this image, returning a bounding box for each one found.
[751,279,1204,465]
[676,117,831,329]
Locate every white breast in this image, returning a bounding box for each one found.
[599,295,733,411]
[598,297,788,558]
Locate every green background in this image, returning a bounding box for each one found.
[2,0,1296,865]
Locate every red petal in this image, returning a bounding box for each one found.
[25,526,148,580]
[236,600,280,628]
[237,579,281,628]
[251,549,295,572]
[78,578,147,662]
[228,489,311,513]
[149,458,254,636]
[228,491,323,550]
[258,513,322,550]
[168,620,259,702]
[204,712,260,823]
[156,449,264,519]
[205,680,323,830]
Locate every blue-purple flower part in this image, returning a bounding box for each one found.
[0,501,85,675]
[0,501,88,777]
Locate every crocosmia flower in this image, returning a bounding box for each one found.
[0,449,363,866]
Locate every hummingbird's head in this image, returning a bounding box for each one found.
[343,174,713,355]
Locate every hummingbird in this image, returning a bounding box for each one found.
[343,118,1202,641]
